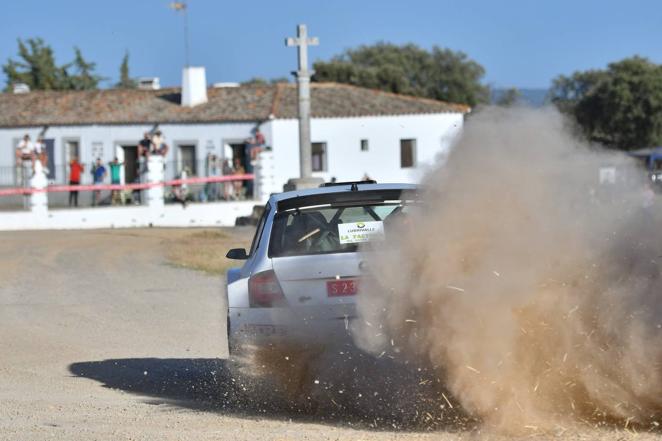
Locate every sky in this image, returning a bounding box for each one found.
[2,0,662,90]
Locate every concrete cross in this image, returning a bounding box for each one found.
[286,24,319,75]
[286,24,319,181]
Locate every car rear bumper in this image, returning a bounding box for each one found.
[228,305,357,352]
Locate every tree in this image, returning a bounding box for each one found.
[3,38,66,91]
[312,42,489,106]
[241,77,290,86]
[67,47,103,90]
[550,56,662,149]
[116,51,136,89]
[2,38,102,91]
[495,87,521,107]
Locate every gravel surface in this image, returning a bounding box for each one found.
[0,229,660,441]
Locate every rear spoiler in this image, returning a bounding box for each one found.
[276,189,419,212]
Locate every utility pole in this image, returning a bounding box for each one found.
[285,24,324,190]
[169,1,190,67]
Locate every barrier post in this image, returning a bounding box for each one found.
[30,161,48,215]
[254,150,278,201]
[146,156,164,210]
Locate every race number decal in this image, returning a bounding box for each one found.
[338,221,385,244]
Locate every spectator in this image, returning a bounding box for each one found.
[243,126,265,198]
[109,157,123,205]
[15,134,34,190]
[138,132,152,159]
[91,158,107,206]
[34,136,50,174]
[17,134,34,163]
[233,158,245,200]
[205,154,220,201]
[172,168,188,208]
[138,131,152,174]
[151,130,169,156]
[222,158,234,200]
[68,157,84,207]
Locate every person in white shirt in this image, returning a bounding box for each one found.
[15,134,34,189]
[17,134,34,161]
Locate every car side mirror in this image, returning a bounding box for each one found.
[226,248,248,260]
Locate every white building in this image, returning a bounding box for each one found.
[0,76,468,202]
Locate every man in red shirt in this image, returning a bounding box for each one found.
[69,157,84,207]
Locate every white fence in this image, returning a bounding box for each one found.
[0,156,260,231]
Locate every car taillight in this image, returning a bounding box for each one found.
[248,270,286,307]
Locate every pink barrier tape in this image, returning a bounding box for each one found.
[0,174,254,197]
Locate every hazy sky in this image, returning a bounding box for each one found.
[2,0,661,89]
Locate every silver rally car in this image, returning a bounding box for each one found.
[225,181,418,354]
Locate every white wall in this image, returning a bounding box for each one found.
[0,201,256,231]
[269,113,463,188]
[0,122,261,185]
[0,112,463,191]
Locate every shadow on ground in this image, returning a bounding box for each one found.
[69,356,473,432]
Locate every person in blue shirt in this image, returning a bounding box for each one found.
[91,157,107,206]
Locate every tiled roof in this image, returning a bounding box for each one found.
[0,83,469,127]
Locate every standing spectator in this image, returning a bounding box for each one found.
[91,158,107,206]
[17,134,34,163]
[138,132,152,174]
[205,153,220,201]
[16,134,34,178]
[138,132,152,159]
[233,158,245,200]
[172,168,188,208]
[151,130,169,156]
[222,158,234,200]
[136,132,153,204]
[68,157,84,207]
[33,136,49,174]
[109,157,123,205]
[243,126,266,198]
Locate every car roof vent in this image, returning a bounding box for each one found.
[321,180,377,191]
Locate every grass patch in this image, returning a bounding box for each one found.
[164,228,253,275]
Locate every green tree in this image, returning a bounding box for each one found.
[67,47,103,90]
[2,38,102,91]
[116,51,136,89]
[495,87,521,107]
[550,56,662,149]
[241,76,290,86]
[312,42,488,106]
[3,38,66,91]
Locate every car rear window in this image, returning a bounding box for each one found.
[268,202,413,257]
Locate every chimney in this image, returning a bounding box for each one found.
[13,83,30,94]
[181,66,208,107]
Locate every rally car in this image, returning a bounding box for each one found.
[225,181,418,354]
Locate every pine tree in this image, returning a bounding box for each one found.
[2,38,65,91]
[2,38,103,91]
[116,51,136,89]
[68,47,103,90]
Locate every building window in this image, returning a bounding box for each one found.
[360,139,369,152]
[400,139,416,168]
[312,142,327,172]
[178,144,197,175]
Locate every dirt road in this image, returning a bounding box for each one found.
[0,229,660,440]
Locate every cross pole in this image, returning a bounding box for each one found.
[286,24,319,180]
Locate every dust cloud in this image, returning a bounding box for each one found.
[353,107,662,433]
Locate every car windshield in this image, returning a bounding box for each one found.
[269,202,413,257]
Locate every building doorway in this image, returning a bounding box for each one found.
[64,139,80,182]
[121,145,138,184]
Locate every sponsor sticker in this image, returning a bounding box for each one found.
[338,221,385,244]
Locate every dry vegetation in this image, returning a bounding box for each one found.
[164,227,255,275]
